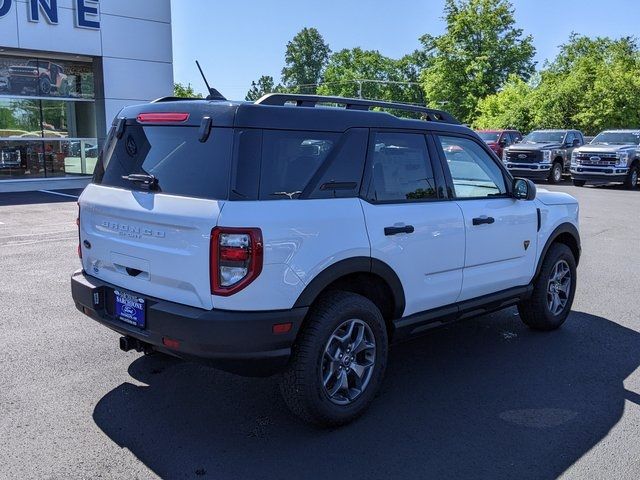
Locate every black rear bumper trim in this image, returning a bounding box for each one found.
[71,270,308,376]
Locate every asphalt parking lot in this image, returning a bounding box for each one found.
[1,182,639,479]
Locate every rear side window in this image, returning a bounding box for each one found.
[367,132,437,202]
[259,130,338,200]
[93,125,231,200]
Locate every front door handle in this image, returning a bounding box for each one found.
[472,216,495,226]
[384,225,415,236]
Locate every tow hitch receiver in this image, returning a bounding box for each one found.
[119,336,151,354]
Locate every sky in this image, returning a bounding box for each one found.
[170,0,639,101]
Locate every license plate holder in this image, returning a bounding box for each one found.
[114,290,146,329]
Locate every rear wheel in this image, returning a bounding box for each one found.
[572,179,586,187]
[280,291,388,426]
[548,161,563,184]
[518,243,577,331]
[624,164,639,190]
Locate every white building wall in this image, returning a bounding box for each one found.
[0,0,174,134]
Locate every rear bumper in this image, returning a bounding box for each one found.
[71,270,308,376]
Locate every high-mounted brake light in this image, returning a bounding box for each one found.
[136,112,190,123]
[210,227,263,296]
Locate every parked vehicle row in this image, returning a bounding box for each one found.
[477,128,640,189]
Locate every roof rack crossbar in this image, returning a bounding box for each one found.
[254,93,460,124]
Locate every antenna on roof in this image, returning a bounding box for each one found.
[196,60,226,101]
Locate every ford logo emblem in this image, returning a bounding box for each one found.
[518,154,527,159]
[590,156,601,162]
[122,305,137,316]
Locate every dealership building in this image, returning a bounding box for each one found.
[0,0,174,192]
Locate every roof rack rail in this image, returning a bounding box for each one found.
[151,96,204,103]
[255,93,460,124]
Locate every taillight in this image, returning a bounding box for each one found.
[210,227,263,296]
[76,203,82,259]
[136,112,190,123]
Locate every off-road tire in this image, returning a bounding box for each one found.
[518,243,577,331]
[39,76,52,95]
[624,164,639,190]
[280,291,388,427]
[572,179,586,187]
[548,161,563,184]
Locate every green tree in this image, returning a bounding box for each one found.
[474,75,535,131]
[420,0,536,123]
[245,75,282,101]
[281,27,331,93]
[173,83,203,98]
[317,48,427,106]
[531,35,640,134]
[474,34,640,135]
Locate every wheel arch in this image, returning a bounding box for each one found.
[293,257,406,321]
[535,223,581,279]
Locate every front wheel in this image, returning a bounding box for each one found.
[518,243,577,331]
[548,162,563,184]
[624,165,639,190]
[572,179,586,187]
[280,291,388,426]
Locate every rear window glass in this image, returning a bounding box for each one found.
[259,130,338,200]
[93,125,231,200]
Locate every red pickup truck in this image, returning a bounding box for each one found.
[476,129,523,159]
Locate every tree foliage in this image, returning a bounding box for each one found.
[173,83,203,99]
[474,75,534,131]
[245,75,282,101]
[317,48,426,104]
[281,27,331,93]
[475,35,640,134]
[420,0,536,123]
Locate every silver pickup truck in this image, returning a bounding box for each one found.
[570,130,640,189]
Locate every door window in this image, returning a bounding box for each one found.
[437,136,507,198]
[367,132,437,202]
[564,132,575,146]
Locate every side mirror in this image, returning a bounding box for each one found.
[513,178,536,201]
[572,139,581,147]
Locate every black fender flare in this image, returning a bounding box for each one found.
[535,222,581,279]
[293,256,406,319]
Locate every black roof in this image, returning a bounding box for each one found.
[116,94,472,136]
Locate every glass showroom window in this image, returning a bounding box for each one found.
[0,53,97,179]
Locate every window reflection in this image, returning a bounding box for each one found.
[0,54,97,178]
[0,54,94,99]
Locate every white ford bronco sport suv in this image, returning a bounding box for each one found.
[72,93,581,426]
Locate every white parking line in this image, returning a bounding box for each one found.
[38,190,80,199]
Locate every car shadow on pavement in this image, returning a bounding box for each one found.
[93,309,640,479]
[0,189,83,206]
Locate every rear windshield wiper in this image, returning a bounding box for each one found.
[270,191,302,199]
[122,173,160,191]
